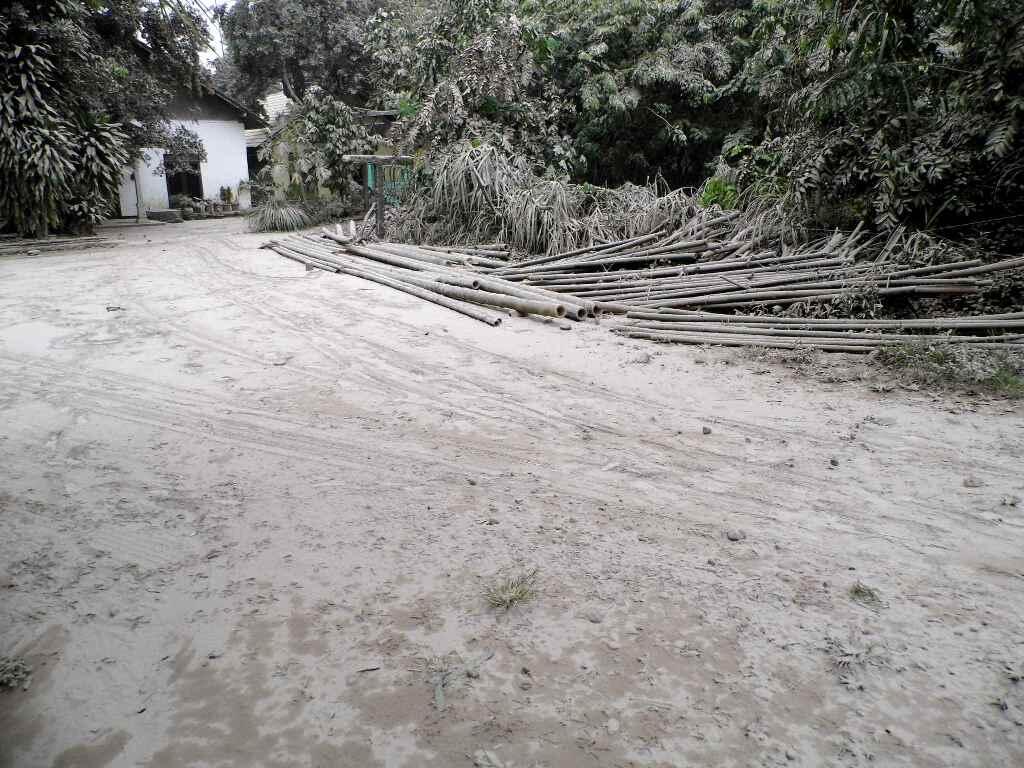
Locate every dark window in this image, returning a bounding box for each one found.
[164,157,203,199]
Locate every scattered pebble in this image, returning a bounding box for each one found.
[830,457,839,467]
[585,611,604,624]
[606,718,620,734]
[726,529,746,542]
[702,426,712,435]
[963,476,985,488]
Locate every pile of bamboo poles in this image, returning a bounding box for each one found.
[615,310,1024,354]
[265,234,596,326]
[490,228,1021,312]
[264,227,1024,354]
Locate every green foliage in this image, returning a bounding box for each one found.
[302,196,357,225]
[876,342,1024,397]
[216,0,379,107]
[246,197,312,232]
[367,0,758,185]
[160,125,207,176]
[527,0,755,184]
[218,0,1023,251]
[260,90,379,198]
[0,13,130,234]
[700,177,738,209]
[1,0,207,235]
[734,0,1024,235]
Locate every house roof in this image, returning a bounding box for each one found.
[128,39,264,129]
[203,86,266,130]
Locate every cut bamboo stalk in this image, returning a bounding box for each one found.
[270,245,504,326]
[493,231,665,272]
[515,241,707,274]
[625,310,1024,329]
[652,283,978,309]
[613,328,878,353]
[434,274,588,320]
[622,320,1024,343]
[507,252,835,284]
[926,256,1024,279]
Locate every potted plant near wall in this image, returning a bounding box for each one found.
[170,193,194,219]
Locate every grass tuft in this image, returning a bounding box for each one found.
[876,341,1024,397]
[849,581,884,610]
[246,198,313,233]
[484,569,538,611]
[0,656,31,689]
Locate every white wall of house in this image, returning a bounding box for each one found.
[117,148,168,217]
[172,118,250,209]
[114,117,252,217]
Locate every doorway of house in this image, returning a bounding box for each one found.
[165,158,203,201]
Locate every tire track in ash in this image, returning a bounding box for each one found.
[199,239,845,468]
[205,241,999,476]
[179,245,638,441]
[230,262,1023,550]
[184,246,732,463]
[0,354,995,561]
[182,242,1013,540]
[0,354,545,478]
[0,354,840,534]
[160,244,507,410]
[17,243,1009,553]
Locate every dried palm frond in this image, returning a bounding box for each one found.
[246,198,312,232]
[502,181,585,254]
[382,140,783,255]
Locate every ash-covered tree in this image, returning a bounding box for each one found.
[0,0,209,235]
[367,0,758,186]
[732,0,1024,236]
[216,0,381,107]
[524,0,759,186]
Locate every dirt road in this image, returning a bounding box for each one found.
[1,219,1022,767]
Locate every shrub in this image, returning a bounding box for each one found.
[699,177,738,210]
[876,342,1024,397]
[246,198,312,232]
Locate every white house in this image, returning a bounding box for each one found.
[117,87,263,218]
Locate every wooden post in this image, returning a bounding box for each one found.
[340,155,414,239]
[363,163,370,213]
[374,162,385,237]
[134,159,146,224]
